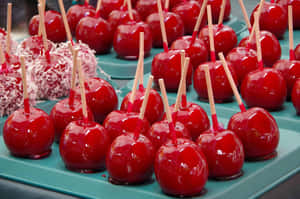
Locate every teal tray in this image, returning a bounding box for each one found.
[97,16,246,79]
[0,114,299,199]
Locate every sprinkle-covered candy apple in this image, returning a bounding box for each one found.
[194,6,237,102]
[171,0,208,69]
[196,64,244,179]
[250,0,287,39]
[60,59,110,173]
[154,78,208,197]
[273,6,300,97]
[3,56,54,159]
[76,0,114,54]
[50,49,94,142]
[66,0,95,35]
[241,14,287,110]
[146,0,184,48]
[220,52,279,160]
[106,77,155,184]
[292,78,300,114]
[198,0,231,23]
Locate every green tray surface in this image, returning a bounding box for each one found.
[97,16,246,79]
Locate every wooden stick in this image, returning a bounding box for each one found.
[248,0,264,44]
[218,0,226,25]
[204,65,219,131]
[0,44,5,64]
[175,57,190,112]
[69,48,79,107]
[175,51,185,111]
[38,4,48,51]
[288,5,295,61]
[207,5,216,61]
[157,0,168,52]
[139,32,144,87]
[127,56,141,112]
[159,78,176,144]
[139,75,154,119]
[58,0,73,43]
[20,56,30,114]
[191,0,208,43]
[95,0,102,17]
[254,12,263,70]
[126,0,134,20]
[164,0,170,12]
[6,3,12,55]
[77,58,88,121]
[238,0,251,32]
[85,0,90,6]
[219,53,246,112]
[38,0,42,36]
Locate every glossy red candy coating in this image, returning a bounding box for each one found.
[67,4,95,35]
[152,50,193,92]
[276,0,300,29]
[120,88,164,124]
[103,110,150,142]
[108,9,141,32]
[166,103,210,141]
[50,98,94,142]
[113,21,152,59]
[28,15,39,36]
[146,120,191,151]
[3,107,55,159]
[100,0,123,19]
[295,44,300,60]
[198,0,231,23]
[226,47,259,84]
[146,11,184,48]
[228,107,279,159]
[196,129,244,178]
[171,36,208,69]
[273,59,300,97]
[172,1,207,35]
[241,68,287,110]
[60,120,110,172]
[292,79,300,114]
[76,16,113,54]
[74,77,118,123]
[155,138,208,197]
[193,61,237,102]
[106,133,155,184]
[199,24,237,57]
[136,0,160,20]
[250,2,287,39]
[239,31,281,67]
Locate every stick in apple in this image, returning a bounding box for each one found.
[207,5,216,61]
[288,5,295,60]
[217,0,226,25]
[69,48,79,107]
[77,58,88,122]
[6,3,12,55]
[0,44,5,65]
[254,12,263,70]
[157,0,169,52]
[38,3,48,52]
[159,78,176,144]
[126,0,134,20]
[164,0,169,12]
[175,56,190,111]
[247,0,265,45]
[85,0,90,6]
[238,0,251,32]
[191,0,208,43]
[95,0,102,18]
[219,52,246,112]
[58,0,73,44]
[20,56,30,114]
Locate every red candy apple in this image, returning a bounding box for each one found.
[198,0,231,23]
[228,107,279,160]
[250,2,287,39]
[292,78,300,114]
[136,0,161,20]
[196,129,244,179]
[50,98,94,142]
[74,77,118,123]
[60,120,110,172]
[100,0,123,19]
[113,21,152,59]
[199,24,237,57]
[3,107,55,159]
[239,31,282,67]
[276,0,300,29]
[171,35,208,69]
[103,110,150,142]
[146,11,184,48]
[29,10,66,43]
[67,4,95,35]
[296,44,300,60]
[193,61,238,102]
[108,9,141,32]
[76,15,113,54]
[155,138,208,197]
[172,1,207,35]
[106,133,155,184]
[152,50,193,91]
[146,120,191,150]
[226,47,259,84]
[241,68,287,110]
